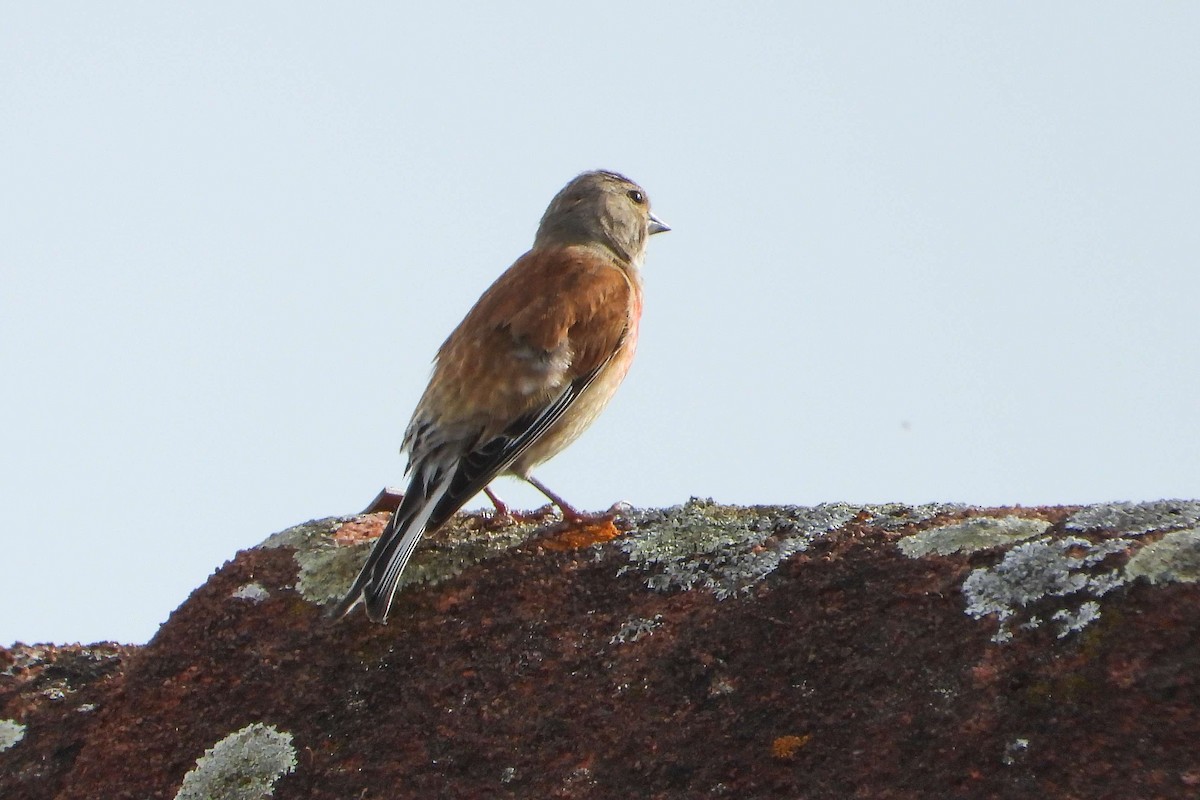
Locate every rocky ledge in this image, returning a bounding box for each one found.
[3,498,1199,799]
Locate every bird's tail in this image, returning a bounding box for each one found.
[331,467,455,623]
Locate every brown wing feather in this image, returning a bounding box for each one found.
[414,244,635,443]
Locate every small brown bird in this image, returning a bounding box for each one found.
[335,170,669,622]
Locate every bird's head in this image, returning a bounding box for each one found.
[535,170,669,265]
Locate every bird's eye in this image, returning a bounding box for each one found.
[627,189,645,204]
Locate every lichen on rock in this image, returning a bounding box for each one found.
[259,512,555,606]
[173,723,296,800]
[962,536,1129,643]
[0,719,25,753]
[618,498,859,598]
[1065,499,1200,536]
[1125,527,1200,585]
[898,516,1050,558]
[230,583,271,603]
[610,615,664,644]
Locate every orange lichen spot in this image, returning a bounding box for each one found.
[771,734,811,760]
[541,517,622,551]
[333,513,390,546]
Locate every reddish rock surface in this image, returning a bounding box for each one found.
[3,500,1199,799]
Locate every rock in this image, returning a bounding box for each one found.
[3,499,1199,799]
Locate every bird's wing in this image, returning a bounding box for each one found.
[421,243,636,474]
[337,247,636,622]
[416,246,636,434]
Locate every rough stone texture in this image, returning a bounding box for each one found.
[3,499,1200,799]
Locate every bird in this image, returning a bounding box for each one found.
[334,170,669,623]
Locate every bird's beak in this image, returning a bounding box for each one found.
[648,212,671,235]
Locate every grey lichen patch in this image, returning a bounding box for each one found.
[618,499,861,598]
[610,615,663,644]
[1052,601,1101,638]
[0,718,25,752]
[173,723,296,800]
[387,515,550,592]
[1066,499,1200,536]
[257,516,358,606]
[263,514,551,606]
[861,502,967,530]
[964,539,1088,620]
[291,542,363,607]
[231,583,271,603]
[898,516,1051,558]
[962,537,1130,643]
[258,516,350,551]
[1125,528,1200,585]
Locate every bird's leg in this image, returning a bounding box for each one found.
[483,486,511,518]
[523,474,584,522]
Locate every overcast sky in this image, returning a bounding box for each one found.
[4,3,1198,645]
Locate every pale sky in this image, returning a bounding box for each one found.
[4,3,1198,645]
